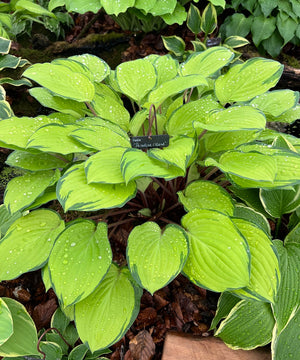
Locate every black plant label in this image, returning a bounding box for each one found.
[130,135,170,149]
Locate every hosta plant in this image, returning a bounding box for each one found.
[0,46,299,356]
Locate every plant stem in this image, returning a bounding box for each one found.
[76,10,103,40]
[198,129,208,140]
[107,218,135,229]
[37,328,71,359]
[160,217,178,225]
[151,177,174,198]
[85,102,98,117]
[203,166,219,180]
[275,218,282,238]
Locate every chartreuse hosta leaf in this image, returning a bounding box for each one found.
[148,136,195,172]
[215,57,283,105]
[210,292,241,330]
[260,185,300,218]
[75,264,142,352]
[215,299,275,350]
[180,47,234,77]
[116,59,156,104]
[49,221,112,306]
[0,205,22,238]
[193,106,266,132]
[0,298,39,357]
[126,222,189,294]
[4,169,60,214]
[6,150,70,171]
[23,63,95,102]
[146,54,179,86]
[0,298,13,345]
[250,90,299,118]
[144,74,207,108]
[57,163,136,212]
[85,147,126,184]
[205,151,277,187]
[272,241,300,333]
[178,180,234,215]
[0,209,64,281]
[121,148,184,184]
[166,95,223,136]
[0,116,62,151]
[101,0,134,15]
[26,124,92,154]
[29,87,88,118]
[69,54,110,83]
[70,123,131,151]
[182,209,250,292]
[231,219,280,303]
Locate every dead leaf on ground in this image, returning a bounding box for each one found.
[129,330,156,360]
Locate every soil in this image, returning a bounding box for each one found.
[1,8,300,360]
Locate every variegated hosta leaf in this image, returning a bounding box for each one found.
[215,299,275,350]
[182,209,250,292]
[0,205,22,238]
[178,180,234,215]
[116,59,157,104]
[166,95,223,136]
[148,136,195,172]
[56,163,136,212]
[215,57,283,104]
[68,54,110,83]
[70,124,131,151]
[49,221,112,306]
[144,74,207,108]
[193,106,266,132]
[0,209,64,281]
[210,292,241,330]
[0,298,39,357]
[121,148,184,184]
[85,147,126,184]
[4,169,60,214]
[180,47,234,77]
[126,222,189,294]
[0,298,13,345]
[145,54,179,86]
[0,116,62,150]
[26,124,91,154]
[23,63,95,102]
[6,150,70,171]
[75,264,142,352]
[250,89,299,118]
[205,151,277,186]
[231,218,280,303]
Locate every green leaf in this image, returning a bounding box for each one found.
[272,241,300,333]
[251,16,276,46]
[231,218,280,303]
[135,0,156,13]
[23,63,95,102]
[145,74,207,108]
[0,205,22,237]
[166,95,223,136]
[57,163,136,212]
[258,0,278,17]
[39,341,62,360]
[162,35,186,57]
[0,298,39,357]
[4,169,60,214]
[215,57,283,104]
[16,0,56,17]
[101,0,135,15]
[27,124,92,154]
[6,150,69,171]
[148,136,195,172]
[0,116,62,151]
[201,3,217,35]
[215,299,275,349]
[180,47,234,77]
[161,3,187,26]
[210,292,241,330]
[260,186,300,218]
[148,0,176,16]
[121,148,183,184]
[116,59,157,104]
[194,105,266,132]
[127,222,188,294]
[0,77,31,87]
[51,307,70,334]
[0,209,64,281]
[0,100,13,120]
[0,299,13,345]
[261,30,284,58]
[221,13,252,38]
[223,36,250,48]
[0,54,20,70]
[182,209,250,292]
[178,180,234,215]
[277,11,298,45]
[250,90,299,118]
[146,54,179,86]
[209,0,225,8]
[187,3,201,35]
[49,221,112,306]
[64,0,101,13]
[85,147,126,184]
[68,344,89,360]
[75,264,142,352]
[0,37,11,54]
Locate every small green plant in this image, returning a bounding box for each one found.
[0,47,299,356]
[162,2,249,61]
[219,0,300,57]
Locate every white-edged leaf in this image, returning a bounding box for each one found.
[127,222,189,294]
[49,221,112,306]
[0,298,13,345]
